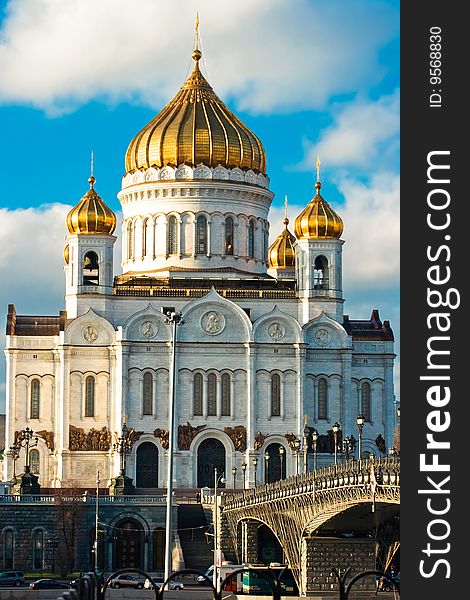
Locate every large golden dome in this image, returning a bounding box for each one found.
[268,217,296,269]
[66,176,117,235]
[125,48,267,175]
[294,181,343,240]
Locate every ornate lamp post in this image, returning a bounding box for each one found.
[264,451,270,484]
[332,422,340,466]
[164,311,184,584]
[303,424,310,474]
[241,463,247,489]
[356,414,365,464]
[342,436,355,462]
[232,466,237,489]
[111,422,134,495]
[252,457,258,487]
[17,427,38,471]
[279,446,285,479]
[6,444,20,483]
[293,439,301,474]
[311,429,318,471]
[213,467,226,592]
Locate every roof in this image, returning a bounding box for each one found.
[343,309,394,341]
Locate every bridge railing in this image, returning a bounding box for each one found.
[224,456,400,509]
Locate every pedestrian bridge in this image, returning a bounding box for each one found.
[222,457,400,595]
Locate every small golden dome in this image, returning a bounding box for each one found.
[294,181,343,240]
[66,176,117,235]
[268,217,296,269]
[125,48,267,175]
[63,244,70,264]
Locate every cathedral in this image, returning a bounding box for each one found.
[3,41,396,493]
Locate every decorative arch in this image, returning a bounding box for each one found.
[136,441,159,488]
[196,437,226,488]
[196,214,208,254]
[313,254,329,289]
[83,250,99,286]
[30,378,40,419]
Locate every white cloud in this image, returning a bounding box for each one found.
[300,90,400,171]
[0,0,398,114]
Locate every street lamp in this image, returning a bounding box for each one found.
[332,422,340,466]
[6,444,20,483]
[94,471,100,574]
[17,428,38,471]
[232,466,237,489]
[164,311,184,585]
[342,436,355,462]
[293,439,301,474]
[252,457,258,487]
[114,422,132,476]
[213,467,226,592]
[303,424,310,474]
[279,446,285,479]
[264,451,270,484]
[311,429,318,471]
[241,463,247,489]
[356,414,365,464]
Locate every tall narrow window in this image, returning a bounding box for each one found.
[196,215,207,254]
[168,216,177,254]
[143,372,153,416]
[271,374,281,417]
[314,256,328,289]
[33,529,44,570]
[263,227,269,262]
[225,217,234,255]
[142,218,148,258]
[193,373,203,416]
[30,379,40,419]
[317,378,328,420]
[207,373,217,416]
[4,529,14,569]
[361,382,371,422]
[127,221,134,260]
[83,251,99,285]
[248,220,255,258]
[85,376,95,417]
[30,449,40,474]
[221,373,231,416]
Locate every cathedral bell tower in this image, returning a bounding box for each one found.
[294,160,344,324]
[64,175,117,317]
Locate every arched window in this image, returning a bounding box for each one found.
[361,382,371,422]
[207,373,217,416]
[168,216,177,254]
[33,529,44,570]
[30,449,40,474]
[196,215,207,254]
[83,251,99,285]
[193,373,203,416]
[248,220,255,258]
[263,227,269,262]
[314,255,328,289]
[127,221,134,260]
[85,376,95,417]
[225,217,234,255]
[271,373,281,417]
[143,372,153,416]
[142,218,148,258]
[3,528,14,569]
[221,373,231,416]
[317,378,328,420]
[30,379,40,419]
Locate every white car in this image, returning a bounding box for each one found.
[144,577,184,590]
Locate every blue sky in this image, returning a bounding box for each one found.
[0,0,400,411]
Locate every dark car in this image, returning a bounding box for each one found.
[29,579,71,590]
[0,571,25,586]
[109,574,145,589]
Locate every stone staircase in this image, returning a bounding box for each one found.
[177,503,213,573]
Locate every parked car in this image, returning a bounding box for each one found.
[0,571,25,587]
[144,577,184,590]
[109,574,146,589]
[29,579,71,590]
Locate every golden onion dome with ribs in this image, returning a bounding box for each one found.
[268,217,296,269]
[125,48,267,175]
[66,176,117,235]
[294,181,343,240]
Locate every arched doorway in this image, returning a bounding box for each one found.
[197,438,226,488]
[136,442,158,488]
[114,519,143,570]
[266,443,286,483]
